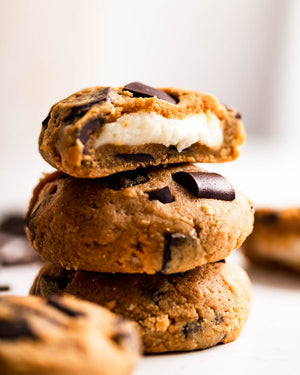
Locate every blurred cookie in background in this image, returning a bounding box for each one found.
[243,208,300,273]
[0,213,41,266]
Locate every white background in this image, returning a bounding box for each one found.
[0,1,299,374]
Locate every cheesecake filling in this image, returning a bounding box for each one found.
[95,111,223,152]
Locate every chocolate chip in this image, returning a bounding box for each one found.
[151,290,164,304]
[235,112,242,119]
[123,82,177,104]
[0,319,37,340]
[0,285,10,292]
[65,87,112,124]
[0,214,25,237]
[182,317,203,338]
[36,274,73,296]
[42,113,51,129]
[162,233,197,273]
[46,296,85,318]
[147,186,174,204]
[218,333,227,343]
[215,259,226,264]
[256,212,279,224]
[79,118,105,146]
[172,171,235,201]
[24,199,48,237]
[215,315,224,324]
[116,153,154,164]
[104,169,149,190]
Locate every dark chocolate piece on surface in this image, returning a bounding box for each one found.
[116,153,154,164]
[64,87,112,124]
[46,296,85,318]
[147,186,174,204]
[42,113,51,129]
[162,233,196,273]
[235,112,242,119]
[0,319,37,340]
[79,118,105,145]
[123,82,177,104]
[0,214,26,237]
[172,171,235,201]
[182,317,203,338]
[0,285,10,292]
[216,259,226,264]
[104,169,149,190]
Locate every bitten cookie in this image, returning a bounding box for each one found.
[25,164,254,274]
[0,295,140,375]
[30,261,251,353]
[39,82,245,178]
[243,207,300,272]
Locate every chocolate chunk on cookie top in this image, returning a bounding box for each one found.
[172,171,235,201]
[39,83,245,178]
[0,295,141,375]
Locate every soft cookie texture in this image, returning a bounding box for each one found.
[30,261,252,353]
[243,207,300,272]
[39,82,245,178]
[25,164,254,274]
[0,295,141,375]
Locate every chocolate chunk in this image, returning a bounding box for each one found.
[182,317,203,338]
[79,118,105,146]
[172,171,235,201]
[123,82,177,104]
[65,87,112,124]
[147,186,174,204]
[151,290,164,304]
[104,169,149,190]
[216,259,226,264]
[0,214,25,237]
[235,112,242,119]
[24,199,47,236]
[0,319,37,340]
[116,153,154,164]
[162,233,197,273]
[36,274,72,296]
[256,212,279,224]
[42,113,51,129]
[46,296,85,318]
[215,315,224,324]
[0,285,10,292]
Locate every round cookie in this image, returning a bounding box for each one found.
[39,82,245,178]
[0,295,141,375]
[30,261,252,353]
[25,164,254,274]
[243,207,300,272]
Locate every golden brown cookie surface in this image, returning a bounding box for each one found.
[30,261,252,353]
[25,164,254,274]
[39,82,245,178]
[0,295,141,375]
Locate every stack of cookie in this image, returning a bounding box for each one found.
[27,82,254,352]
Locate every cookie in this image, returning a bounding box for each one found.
[0,295,140,375]
[25,164,254,274]
[39,82,245,178]
[30,261,251,353]
[243,207,300,272]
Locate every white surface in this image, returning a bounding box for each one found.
[1,253,299,375]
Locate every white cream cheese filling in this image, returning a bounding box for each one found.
[94,110,223,152]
